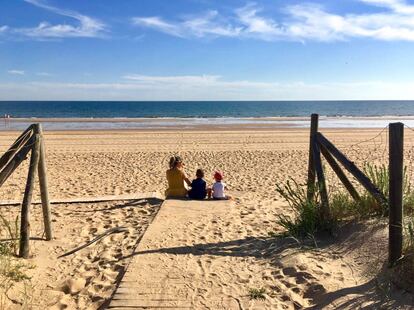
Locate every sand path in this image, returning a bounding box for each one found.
[109,199,256,309]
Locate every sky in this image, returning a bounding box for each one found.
[1,0,414,100]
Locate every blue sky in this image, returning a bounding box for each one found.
[1,0,414,100]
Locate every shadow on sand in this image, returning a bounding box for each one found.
[112,219,413,309]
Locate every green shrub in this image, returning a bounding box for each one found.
[276,179,336,239]
[275,164,414,239]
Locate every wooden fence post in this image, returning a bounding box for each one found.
[19,134,40,258]
[0,135,36,188]
[389,122,404,266]
[313,140,330,218]
[317,132,387,207]
[307,114,319,201]
[320,145,360,201]
[0,124,33,170]
[34,124,53,240]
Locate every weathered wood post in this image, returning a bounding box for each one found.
[317,133,387,207]
[34,124,53,240]
[307,114,319,201]
[389,122,404,266]
[0,124,33,170]
[313,140,330,219]
[320,145,360,201]
[19,133,41,258]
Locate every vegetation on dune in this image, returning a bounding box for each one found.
[248,287,267,300]
[276,163,414,243]
[276,162,414,295]
[0,214,33,308]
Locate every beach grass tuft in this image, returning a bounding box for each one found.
[248,287,266,300]
[276,178,336,239]
[276,164,414,243]
[0,214,32,308]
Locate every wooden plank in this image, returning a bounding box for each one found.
[19,134,40,258]
[108,199,234,309]
[0,124,33,171]
[0,135,36,188]
[0,192,163,206]
[312,138,329,218]
[319,143,361,201]
[389,122,404,266]
[34,124,53,240]
[307,114,319,201]
[316,132,387,207]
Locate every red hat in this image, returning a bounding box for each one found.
[214,171,223,181]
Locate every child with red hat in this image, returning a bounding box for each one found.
[209,171,228,200]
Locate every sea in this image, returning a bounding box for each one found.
[2,100,414,130]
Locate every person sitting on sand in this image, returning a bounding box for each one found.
[165,156,191,198]
[188,169,208,200]
[209,171,229,200]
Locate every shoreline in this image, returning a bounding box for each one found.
[7,115,414,121]
[1,115,414,131]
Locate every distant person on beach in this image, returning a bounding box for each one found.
[3,114,10,127]
[165,156,191,198]
[209,171,230,200]
[188,169,208,200]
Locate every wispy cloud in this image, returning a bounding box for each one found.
[1,75,414,100]
[36,72,53,76]
[132,0,414,42]
[1,0,106,39]
[132,10,242,38]
[7,70,25,75]
[122,74,221,84]
[132,17,184,37]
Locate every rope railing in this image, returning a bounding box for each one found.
[307,114,406,266]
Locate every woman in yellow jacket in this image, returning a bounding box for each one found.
[165,156,191,198]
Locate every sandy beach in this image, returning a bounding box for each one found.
[1,128,414,309]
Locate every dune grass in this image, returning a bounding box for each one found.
[276,163,414,241]
[0,214,33,308]
[248,287,267,300]
[276,178,336,239]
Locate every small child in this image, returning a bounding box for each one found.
[188,169,207,200]
[210,171,228,200]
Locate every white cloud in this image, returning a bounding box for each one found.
[360,0,414,14]
[132,10,241,38]
[132,17,184,37]
[132,0,414,42]
[36,72,53,76]
[122,74,221,84]
[7,70,25,75]
[1,75,414,100]
[2,0,106,39]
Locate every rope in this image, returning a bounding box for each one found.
[346,125,389,148]
[57,226,129,258]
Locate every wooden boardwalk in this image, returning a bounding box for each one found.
[108,199,233,309]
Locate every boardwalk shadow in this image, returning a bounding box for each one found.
[116,221,414,309]
[76,198,164,212]
[121,235,303,261]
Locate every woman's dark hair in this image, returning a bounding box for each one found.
[169,156,183,169]
[196,169,204,178]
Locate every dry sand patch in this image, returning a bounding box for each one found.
[0,198,161,309]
